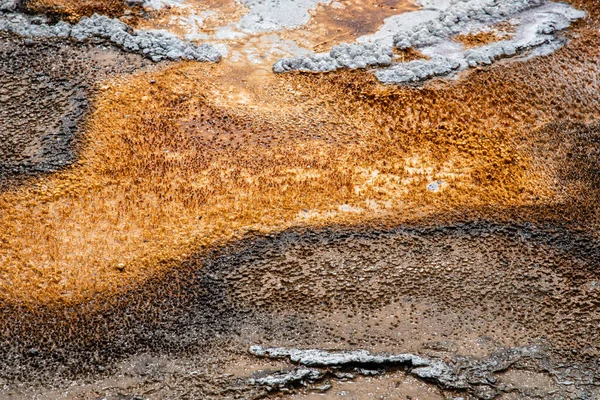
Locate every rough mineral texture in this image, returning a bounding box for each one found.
[249,345,557,398]
[273,0,585,84]
[0,11,221,62]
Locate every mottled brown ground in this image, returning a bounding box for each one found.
[24,0,126,21]
[0,1,599,399]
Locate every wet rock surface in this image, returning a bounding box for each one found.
[0,32,150,188]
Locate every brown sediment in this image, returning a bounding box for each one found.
[454,21,516,49]
[299,0,418,51]
[290,371,447,399]
[392,46,428,62]
[454,31,507,48]
[24,0,127,21]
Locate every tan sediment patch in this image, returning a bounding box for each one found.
[454,31,506,48]
[392,47,428,62]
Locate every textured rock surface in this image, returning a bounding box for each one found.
[249,346,457,387]
[0,0,19,11]
[0,12,221,62]
[249,367,324,390]
[250,346,427,367]
[273,0,585,84]
[0,32,150,188]
[127,0,184,9]
[0,1,599,399]
[248,345,559,398]
[375,56,461,83]
[392,0,544,50]
[273,42,393,73]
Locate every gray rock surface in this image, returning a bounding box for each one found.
[249,368,323,390]
[249,346,459,387]
[0,12,220,62]
[460,3,583,67]
[126,0,185,9]
[375,56,461,84]
[0,0,19,11]
[250,346,426,367]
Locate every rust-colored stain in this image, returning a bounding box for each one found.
[454,22,516,49]
[297,0,418,51]
[25,0,126,20]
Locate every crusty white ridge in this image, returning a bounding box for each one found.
[249,345,547,396]
[0,11,221,62]
[273,0,585,84]
[392,0,545,50]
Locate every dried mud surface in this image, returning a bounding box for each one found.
[1,2,600,400]
[3,218,600,399]
[0,32,150,189]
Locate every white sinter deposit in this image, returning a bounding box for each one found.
[248,345,547,395]
[273,0,586,84]
[0,0,19,11]
[249,346,459,388]
[126,0,333,61]
[236,0,332,33]
[125,0,185,8]
[0,0,584,74]
[0,9,220,62]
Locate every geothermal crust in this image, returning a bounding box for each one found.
[273,0,585,84]
[0,9,221,62]
[236,0,332,32]
[0,0,19,11]
[125,0,185,9]
[248,345,559,398]
[131,0,333,33]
